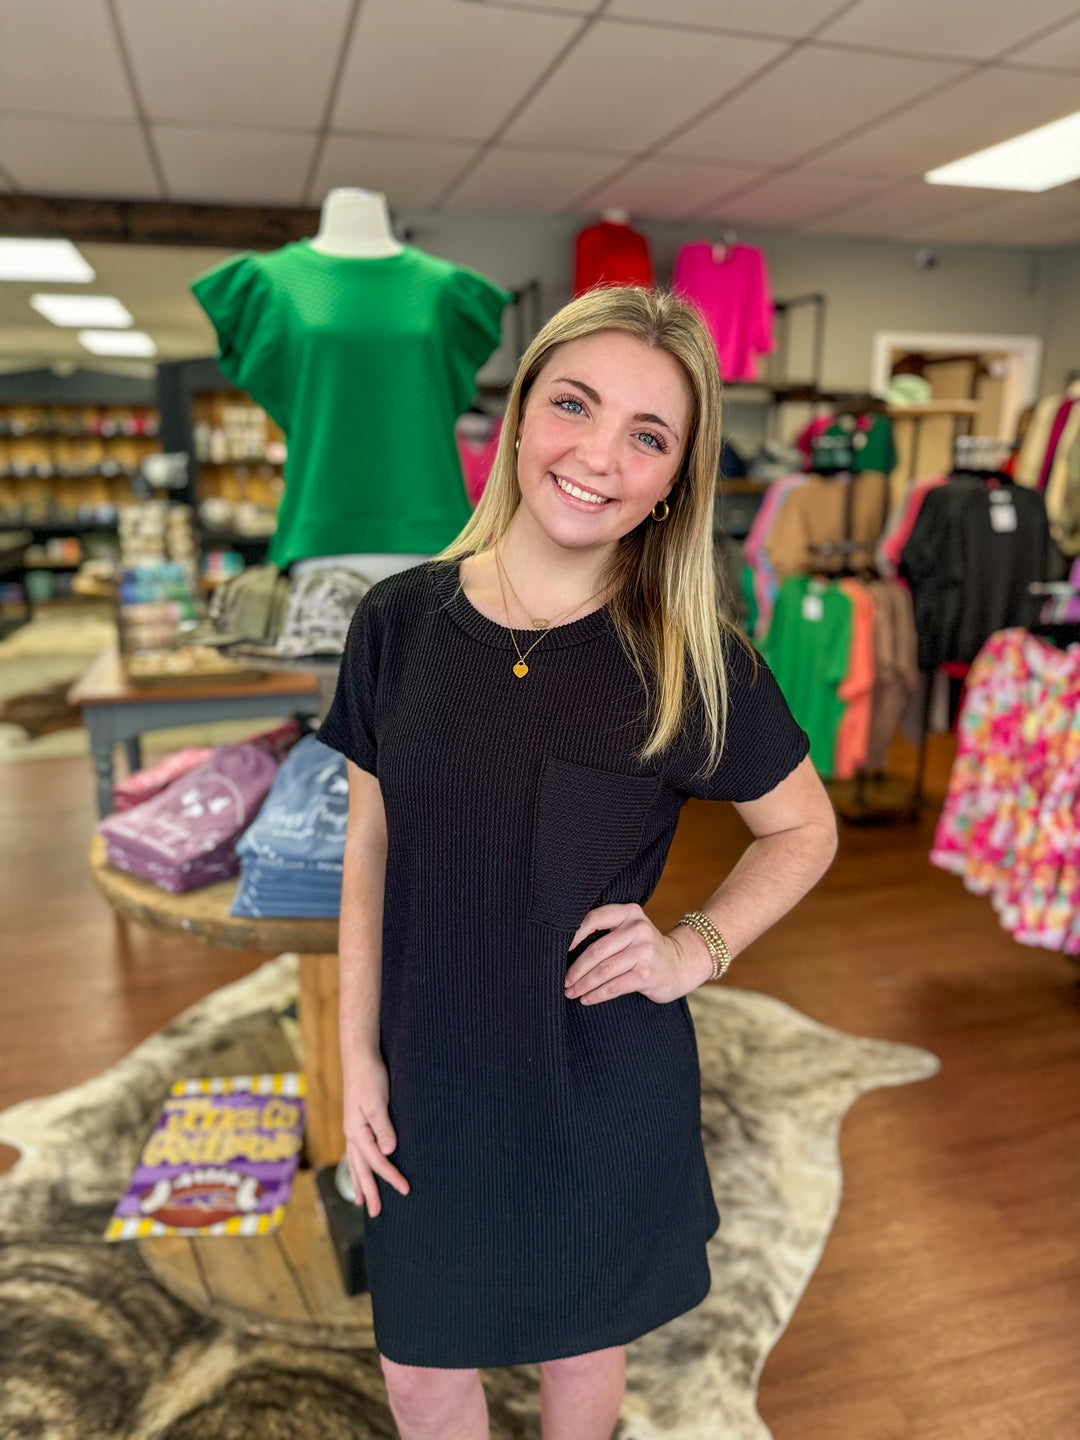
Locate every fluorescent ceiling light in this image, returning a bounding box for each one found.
[0,238,95,282]
[31,294,134,328]
[78,329,157,357]
[926,110,1080,192]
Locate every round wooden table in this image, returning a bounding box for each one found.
[89,834,371,1346]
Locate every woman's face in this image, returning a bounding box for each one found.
[516,330,694,551]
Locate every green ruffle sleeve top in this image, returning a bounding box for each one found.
[191,240,511,568]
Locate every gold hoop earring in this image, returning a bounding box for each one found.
[515,436,521,453]
[651,498,670,523]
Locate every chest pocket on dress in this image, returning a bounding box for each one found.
[528,755,662,931]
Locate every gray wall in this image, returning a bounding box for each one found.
[400,206,1068,397]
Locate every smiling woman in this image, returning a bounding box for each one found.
[315,285,836,1438]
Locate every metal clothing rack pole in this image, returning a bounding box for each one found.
[508,279,542,366]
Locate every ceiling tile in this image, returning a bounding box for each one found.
[902,181,1080,245]
[708,169,895,226]
[814,67,1080,178]
[472,0,599,11]
[504,21,783,153]
[115,0,352,128]
[154,125,316,205]
[664,46,965,168]
[0,0,136,120]
[311,134,480,209]
[608,0,846,40]
[819,0,1078,61]
[445,145,624,214]
[0,116,159,199]
[583,158,768,219]
[802,181,1012,237]
[1007,15,1080,72]
[332,0,582,141]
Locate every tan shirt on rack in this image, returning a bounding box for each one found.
[765,471,890,580]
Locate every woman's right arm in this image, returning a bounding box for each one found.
[339,758,410,1216]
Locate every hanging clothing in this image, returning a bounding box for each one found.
[931,628,1080,953]
[815,414,897,476]
[876,474,947,578]
[742,473,806,637]
[573,220,654,297]
[316,557,809,1366]
[761,575,852,777]
[455,415,503,507]
[671,242,774,382]
[832,580,876,781]
[863,581,919,773]
[1015,380,1080,554]
[899,477,1049,670]
[191,241,511,568]
[764,471,890,582]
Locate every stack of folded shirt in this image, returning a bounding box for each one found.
[99,741,279,892]
[113,746,212,811]
[230,734,347,918]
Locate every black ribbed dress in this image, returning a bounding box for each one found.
[316,557,809,1368]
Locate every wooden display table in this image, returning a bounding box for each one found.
[89,832,343,1168]
[90,833,370,1337]
[70,650,322,817]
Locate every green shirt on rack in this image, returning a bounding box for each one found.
[191,240,512,568]
[761,575,853,777]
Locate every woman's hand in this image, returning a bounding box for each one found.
[563,903,714,1006]
[342,1052,410,1217]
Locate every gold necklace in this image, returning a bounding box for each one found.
[494,548,583,630]
[493,548,599,678]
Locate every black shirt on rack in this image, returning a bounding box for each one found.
[899,477,1049,669]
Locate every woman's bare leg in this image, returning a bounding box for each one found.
[539,1344,626,1440]
[379,1354,489,1439]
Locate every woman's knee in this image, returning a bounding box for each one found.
[540,1343,626,1381]
[380,1352,480,1412]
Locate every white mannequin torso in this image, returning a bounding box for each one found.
[309,187,404,259]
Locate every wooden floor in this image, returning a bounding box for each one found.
[1,741,1078,1438]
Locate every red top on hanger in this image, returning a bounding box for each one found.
[573,221,654,297]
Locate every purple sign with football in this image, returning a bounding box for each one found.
[105,1072,306,1240]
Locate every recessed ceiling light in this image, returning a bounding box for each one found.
[0,238,95,282]
[31,294,134,328]
[926,110,1080,192]
[78,329,157,357]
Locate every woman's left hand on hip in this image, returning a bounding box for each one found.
[563,903,713,1005]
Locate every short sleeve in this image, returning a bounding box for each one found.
[447,265,512,376]
[315,591,382,776]
[670,637,810,803]
[190,254,290,430]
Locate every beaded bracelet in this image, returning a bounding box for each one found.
[676,911,733,981]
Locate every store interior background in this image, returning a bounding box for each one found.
[2,1,1080,1437]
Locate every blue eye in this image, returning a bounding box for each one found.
[554,396,585,415]
[636,431,665,451]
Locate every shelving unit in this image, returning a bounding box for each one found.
[156,358,281,575]
[0,369,164,605]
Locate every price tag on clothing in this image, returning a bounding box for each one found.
[989,502,1017,533]
[802,593,825,622]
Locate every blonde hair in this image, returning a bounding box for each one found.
[436,285,751,778]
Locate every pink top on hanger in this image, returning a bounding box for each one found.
[456,415,503,507]
[671,242,774,382]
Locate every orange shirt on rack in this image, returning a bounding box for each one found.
[833,580,876,780]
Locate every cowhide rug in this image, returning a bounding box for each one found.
[0,953,939,1439]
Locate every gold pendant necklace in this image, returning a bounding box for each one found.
[493,547,598,678]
